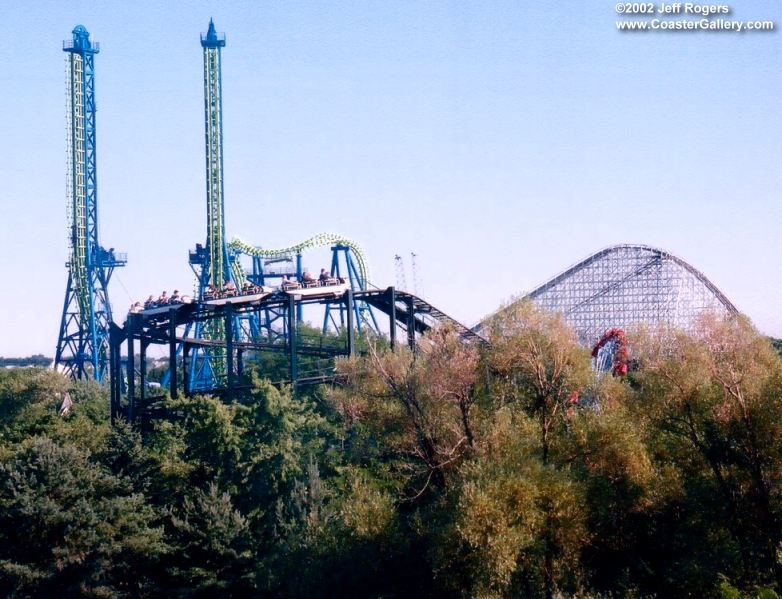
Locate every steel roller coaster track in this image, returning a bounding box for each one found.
[228,233,371,288]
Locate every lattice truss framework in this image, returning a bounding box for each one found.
[56,26,125,382]
[203,35,228,288]
[524,244,738,344]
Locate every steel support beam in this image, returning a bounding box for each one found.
[169,308,178,399]
[183,344,190,396]
[288,293,298,390]
[296,252,303,322]
[225,302,234,399]
[406,296,416,350]
[127,330,135,423]
[346,290,355,356]
[140,339,147,406]
[388,286,397,350]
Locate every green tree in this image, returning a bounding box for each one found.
[0,436,168,596]
[167,483,255,595]
[566,377,661,594]
[440,409,587,598]
[0,368,68,443]
[633,315,782,592]
[479,301,592,598]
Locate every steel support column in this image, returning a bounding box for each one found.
[183,344,190,396]
[388,286,397,350]
[109,326,120,425]
[225,303,234,399]
[296,252,303,322]
[140,339,147,406]
[346,290,355,356]
[127,331,135,423]
[169,309,178,399]
[288,293,298,390]
[406,296,416,350]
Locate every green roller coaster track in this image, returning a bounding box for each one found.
[228,233,372,288]
[67,52,92,325]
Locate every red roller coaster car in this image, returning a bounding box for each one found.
[591,327,630,376]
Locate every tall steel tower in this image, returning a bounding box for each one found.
[55,25,125,381]
[187,20,235,390]
[190,19,233,294]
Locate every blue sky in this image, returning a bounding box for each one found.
[0,0,780,357]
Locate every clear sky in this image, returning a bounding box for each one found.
[0,0,780,357]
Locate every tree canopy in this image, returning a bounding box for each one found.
[2,308,782,597]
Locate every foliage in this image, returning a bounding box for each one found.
[0,436,168,596]
[0,354,52,368]
[1,311,782,596]
[330,325,480,498]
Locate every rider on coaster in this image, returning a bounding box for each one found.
[301,270,317,287]
[223,280,237,297]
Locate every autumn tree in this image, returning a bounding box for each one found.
[633,314,782,592]
[483,301,591,466]
[331,325,480,499]
[477,301,592,598]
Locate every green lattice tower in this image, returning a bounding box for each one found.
[188,20,232,390]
